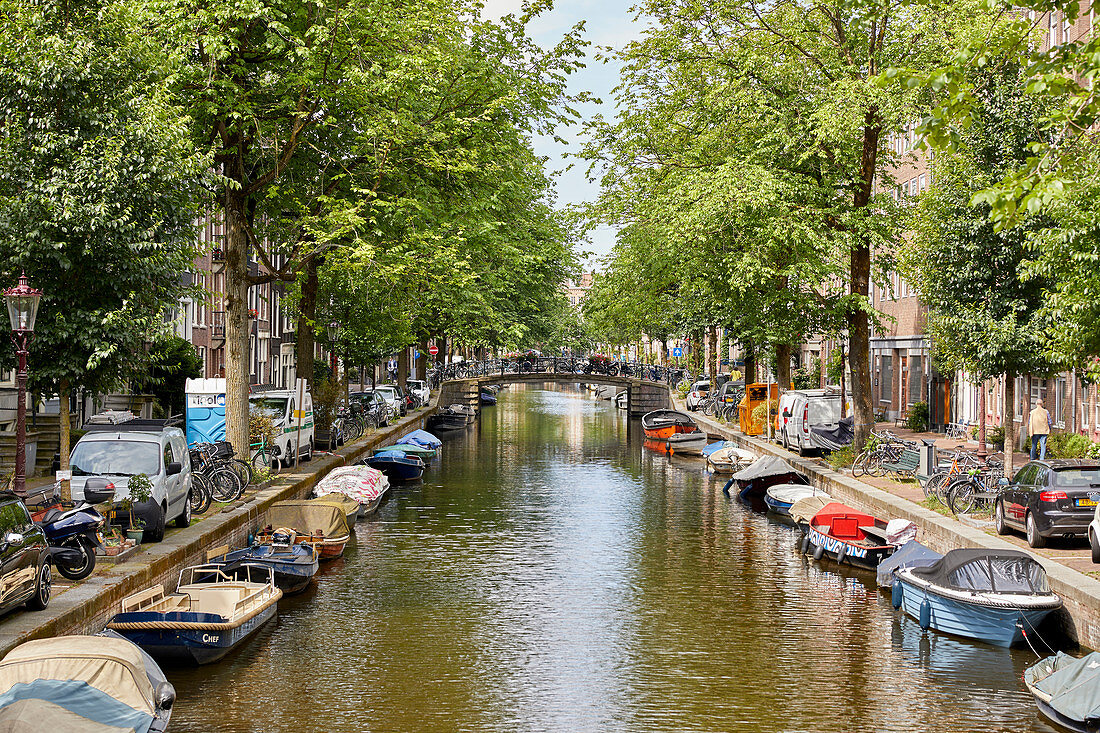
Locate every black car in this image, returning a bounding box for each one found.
[995,459,1100,548]
[0,492,51,613]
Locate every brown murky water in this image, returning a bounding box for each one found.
[169,384,1058,732]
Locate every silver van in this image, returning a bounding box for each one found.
[780,392,843,455]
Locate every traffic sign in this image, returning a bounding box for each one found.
[414,350,420,359]
[428,344,439,356]
[673,347,683,358]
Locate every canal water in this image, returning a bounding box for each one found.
[170,384,1057,732]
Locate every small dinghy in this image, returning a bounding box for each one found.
[399,429,442,449]
[257,500,352,560]
[1025,651,1100,732]
[726,455,809,499]
[365,449,425,482]
[798,501,906,571]
[666,431,708,456]
[107,564,282,664]
[373,442,436,460]
[426,412,467,432]
[764,484,825,516]
[706,445,755,474]
[0,632,175,732]
[448,404,477,424]
[615,391,628,410]
[209,537,319,595]
[314,465,390,518]
[480,391,497,406]
[641,409,697,440]
[893,548,1061,647]
[701,441,732,457]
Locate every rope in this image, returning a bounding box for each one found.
[107,593,281,633]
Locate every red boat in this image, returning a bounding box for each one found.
[641,409,697,440]
[797,501,897,570]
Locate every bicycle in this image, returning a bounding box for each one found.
[922,446,985,501]
[189,442,245,502]
[250,436,280,472]
[189,473,213,515]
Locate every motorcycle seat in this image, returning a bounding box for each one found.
[41,508,63,525]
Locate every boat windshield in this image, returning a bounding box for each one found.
[946,556,1050,594]
[250,397,288,419]
[71,441,160,477]
[1053,468,1100,488]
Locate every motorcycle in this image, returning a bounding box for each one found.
[35,477,111,581]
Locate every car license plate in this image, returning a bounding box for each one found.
[1077,499,1097,507]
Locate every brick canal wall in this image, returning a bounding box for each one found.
[686,404,1100,651]
[0,406,439,656]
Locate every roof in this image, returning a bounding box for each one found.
[1031,459,1100,470]
[77,430,166,443]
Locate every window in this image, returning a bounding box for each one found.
[163,441,175,469]
[918,174,927,192]
[0,503,27,532]
[70,441,160,477]
[1054,376,1067,428]
[1082,400,1090,429]
[880,355,893,404]
[1015,376,1025,420]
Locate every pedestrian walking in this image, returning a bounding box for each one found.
[1028,399,1051,460]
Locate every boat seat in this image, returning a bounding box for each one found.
[830,516,863,540]
[196,587,249,619]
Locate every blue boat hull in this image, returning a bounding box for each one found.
[111,603,278,665]
[763,494,793,515]
[217,547,318,595]
[366,457,424,482]
[898,578,1057,647]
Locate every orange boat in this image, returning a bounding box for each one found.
[257,500,351,561]
[641,409,698,440]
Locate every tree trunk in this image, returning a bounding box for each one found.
[1004,371,1016,479]
[703,328,712,378]
[398,346,409,387]
[848,109,880,451]
[710,325,719,376]
[224,190,251,461]
[776,343,792,390]
[295,257,319,396]
[744,340,756,384]
[59,378,71,503]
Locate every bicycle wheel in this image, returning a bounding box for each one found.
[868,448,888,477]
[190,475,212,515]
[251,449,270,473]
[208,467,244,502]
[851,450,869,477]
[228,458,253,487]
[947,479,977,515]
[922,471,947,499]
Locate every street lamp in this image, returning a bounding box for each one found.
[4,273,42,498]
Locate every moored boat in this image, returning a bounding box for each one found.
[615,391,628,410]
[365,449,425,482]
[426,412,466,433]
[798,501,903,570]
[398,429,442,449]
[893,548,1061,647]
[706,445,755,474]
[641,409,697,440]
[373,442,436,460]
[764,484,825,516]
[727,455,809,499]
[0,632,175,732]
[448,404,477,424]
[666,431,708,455]
[313,465,390,518]
[310,493,360,531]
[1025,651,1100,732]
[107,564,282,665]
[209,538,319,595]
[257,500,352,560]
[480,391,497,406]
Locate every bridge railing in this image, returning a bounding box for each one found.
[427,357,691,391]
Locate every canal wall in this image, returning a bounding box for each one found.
[0,405,440,657]
[685,404,1100,651]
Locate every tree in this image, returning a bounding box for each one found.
[138,336,205,417]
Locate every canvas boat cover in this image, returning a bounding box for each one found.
[910,548,1052,594]
[311,494,359,519]
[701,441,732,457]
[0,635,157,733]
[384,443,434,456]
[314,465,389,504]
[374,449,415,460]
[399,429,442,448]
[766,484,821,505]
[876,540,943,587]
[1026,651,1100,724]
[0,698,143,733]
[810,416,855,451]
[267,500,349,538]
[788,495,832,524]
[731,456,809,484]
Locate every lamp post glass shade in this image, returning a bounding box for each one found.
[4,273,42,333]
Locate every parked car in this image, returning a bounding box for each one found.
[69,420,193,542]
[716,380,745,408]
[249,389,315,465]
[0,493,51,613]
[375,385,407,417]
[406,379,430,406]
[685,380,710,411]
[778,390,838,455]
[996,459,1100,548]
[350,390,392,427]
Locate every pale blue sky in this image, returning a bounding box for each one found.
[483,0,642,265]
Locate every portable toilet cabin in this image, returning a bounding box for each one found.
[185,378,227,446]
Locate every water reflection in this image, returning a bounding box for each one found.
[168,384,1051,732]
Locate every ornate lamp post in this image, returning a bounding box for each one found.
[4,273,42,497]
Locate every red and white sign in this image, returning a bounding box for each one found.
[428,344,439,356]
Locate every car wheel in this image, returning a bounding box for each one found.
[26,561,50,611]
[994,500,1010,535]
[1026,512,1047,548]
[1091,528,1100,564]
[143,504,166,543]
[174,492,192,528]
[302,440,313,462]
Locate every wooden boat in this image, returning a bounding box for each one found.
[373,442,436,460]
[107,564,282,665]
[366,450,425,482]
[641,409,697,440]
[726,455,809,499]
[257,500,352,560]
[706,445,755,474]
[893,548,1061,647]
[209,539,319,595]
[1025,651,1100,732]
[797,501,898,571]
[666,431,708,455]
[315,465,390,519]
[0,632,175,731]
[764,484,825,516]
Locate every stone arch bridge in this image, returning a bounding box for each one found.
[436,371,673,418]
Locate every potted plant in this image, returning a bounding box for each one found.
[988,425,1005,450]
[120,473,153,544]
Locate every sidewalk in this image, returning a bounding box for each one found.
[879,421,1031,468]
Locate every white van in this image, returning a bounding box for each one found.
[781,392,843,455]
[249,388,315,464]
[775,389,826,441]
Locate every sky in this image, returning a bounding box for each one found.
[481,0,644,267]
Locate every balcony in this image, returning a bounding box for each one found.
[212,311,225,339]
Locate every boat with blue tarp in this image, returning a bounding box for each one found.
[365,450,425,482]
[209,537,318,595]
[399,429,442,449]
[892,548,1061,647]
[373,442,436,460]
[1026,651,1100,732]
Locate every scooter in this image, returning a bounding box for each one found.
[35,477,111,581]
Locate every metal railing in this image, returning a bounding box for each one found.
[427,357,691,391]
